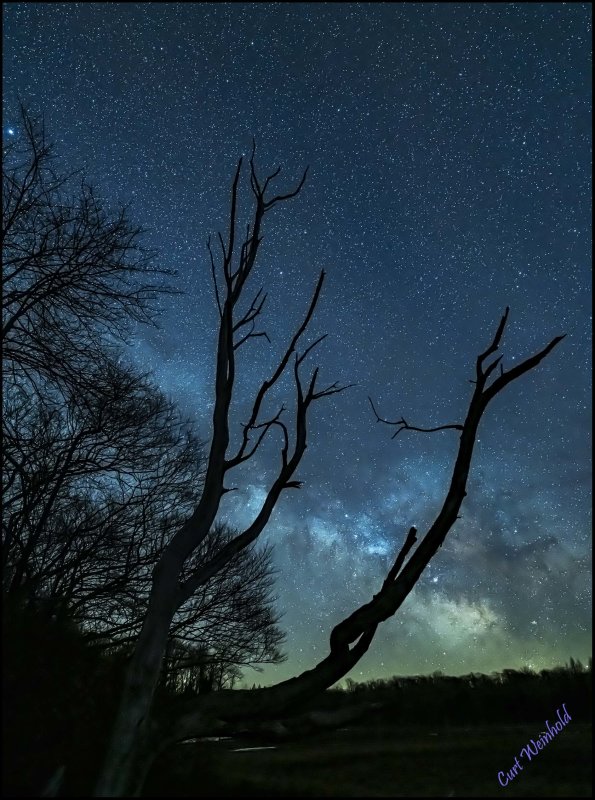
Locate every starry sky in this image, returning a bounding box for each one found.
[3,2,591,685]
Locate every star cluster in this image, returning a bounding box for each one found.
[4,2,591,683]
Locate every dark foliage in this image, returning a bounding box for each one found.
[321,661,592,726]
[2,597,121,796]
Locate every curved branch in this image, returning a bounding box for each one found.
[369,397,463,439]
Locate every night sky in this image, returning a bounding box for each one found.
[4,2,591,686]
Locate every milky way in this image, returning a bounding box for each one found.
[4,2,591,684]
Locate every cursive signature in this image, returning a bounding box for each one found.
[497,703,572,787]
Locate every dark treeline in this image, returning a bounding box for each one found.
[318,659,592,727]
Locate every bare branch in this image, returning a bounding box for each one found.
[226,271,325,468]
[310,380,355,402]
[262,165,282,194]
[264,166,309,209]
[231,406,286,467]
[483,334,566,402]
[476,305,509,381]
[383,526,418,586]
[223,158,243,283]
[326,313,565,656]
[369,397,463,439]
[207,236,222,317]
[233,320,271,350]
[483,354,503,381]
[296,333,328,366]
[232,287,267,333]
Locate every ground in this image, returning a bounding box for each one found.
[145,722,592,797]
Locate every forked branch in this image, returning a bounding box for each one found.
[225,270,326,469]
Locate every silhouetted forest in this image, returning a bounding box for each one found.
[321,660,592,726]
[3,598,591,796]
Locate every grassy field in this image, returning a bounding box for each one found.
[146,722,592,797]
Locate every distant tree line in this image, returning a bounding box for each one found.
[312,659,592,727]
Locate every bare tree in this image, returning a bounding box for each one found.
[2,320,285,685]
[2,350,199,595]
[161,533,284,696]
[145,308,562,778]
[2,106,184,607]
[95,147,349,795]
[163,525,285,685]
[2,105,176,400]
[95,146,563,796]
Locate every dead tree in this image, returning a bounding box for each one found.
[132,308,564,788]
[140,311,562,795]
[153,309,561,740]
[94,147,349,796]
[3,115,287,789]
[95,153,563,795]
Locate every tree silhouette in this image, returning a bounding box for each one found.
[94,145,564,796]
[2,106,177,402]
